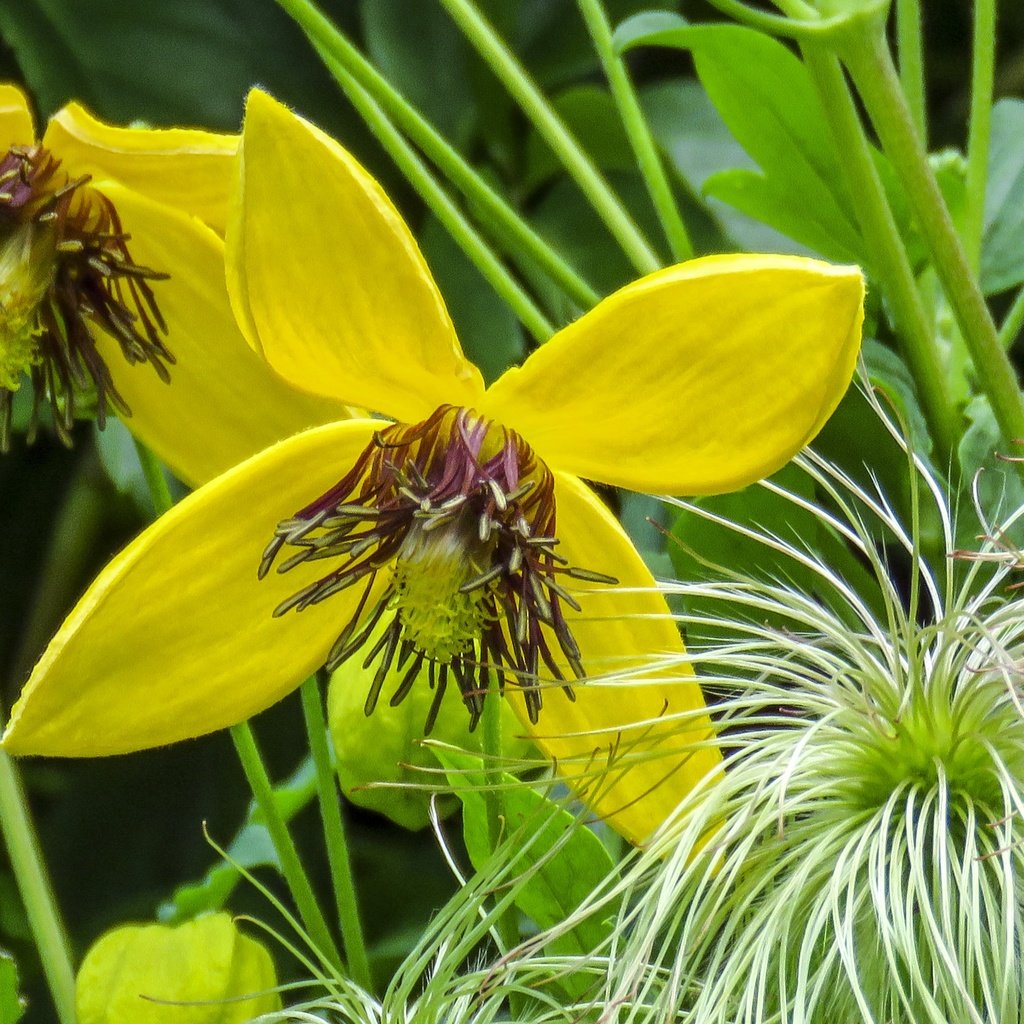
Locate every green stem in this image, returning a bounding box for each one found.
[131,443,342,969]
[895,0,927,143]
[230,722,342,970]
[802,46,960,466]
[274,0,601,311]
[437,0,662,276]
[0,740,76,1024]
[964,0,996,273]
[322,53,554,343]
[999,285,1024,350]
[480,682,518,956]
[299,677,372,991]
[577,0,692,262]
[841,27,1024,454]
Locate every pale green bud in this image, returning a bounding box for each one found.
[76,913,280,1024]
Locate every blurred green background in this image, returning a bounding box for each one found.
[1,0,1023,1019]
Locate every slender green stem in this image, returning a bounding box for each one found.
[964,0,996,273]
[895,0,927,143]
[842,27,1024,454]
[480,682,518,956]
[231,722,342,969]
[322,53,554,343]
[437,0,662,276]
[131,443,342,968]
[0,739,76,1024]
[999,285,1024,350]
[577,0,692,262]
[299,676,372,991]
[802,46,960,466]
[274,0,600,311]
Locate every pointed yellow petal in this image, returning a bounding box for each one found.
[43,102,236,234]
[2,421,379,757]
[227,89,484,418]
[482,255,864,495]
[96,182,349,487]
[0,84,34,147]
[507,473,722,846]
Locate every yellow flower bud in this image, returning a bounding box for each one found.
[76,913,280,1024]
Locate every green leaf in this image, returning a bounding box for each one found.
[0,951,24,1024]
[157,756,317,923]
[982,98,1024,295]
[616,18,864,262]
[436,749,619,969]
[958,395,1024,538]
[704,168,858,261]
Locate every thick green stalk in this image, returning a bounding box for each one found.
[299,677,372,991]
[964,0,996,273]
[323,53,555,343]
[577,0,693,262]
[274,0,600,311]
[802,46,960,465]
[841,27,1024,454]
[0,741,76,1024]
[437,0,662,275]
[133,443,342,970]
[895,0,927,143]
[231,722,342,970]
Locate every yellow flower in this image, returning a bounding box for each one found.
[2,91,864,843]
[0,84,343,482]
[76,914,280,1024]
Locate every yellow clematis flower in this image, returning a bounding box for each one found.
[0,84,343,482]
[2,91,864,844]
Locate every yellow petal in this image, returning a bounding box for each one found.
[95,182,349,487]
[227,89,484,418]
[0,83,34,147]
[43,102,236,234]
[2,420,380,757]
[506,473,722,846]
[482,254,864,494]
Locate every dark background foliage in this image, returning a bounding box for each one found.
[0,1,1021,1019]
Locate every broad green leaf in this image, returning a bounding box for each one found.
[615,18,864,262]
[703,168,858,261]
[157,756,317,923]
[982,99,1024,295]
[0,952,24,1024]
[437,748,619,969]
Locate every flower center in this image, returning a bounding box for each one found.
[0,145,172,451]
[261,405,616,730]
